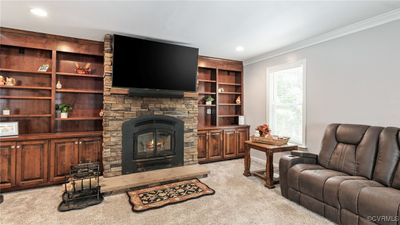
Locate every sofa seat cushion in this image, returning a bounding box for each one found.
[324,176,367,208]
[298,169,348,201]
[287,164,325,191]
[339,180,384,214]
[358,187,400,225]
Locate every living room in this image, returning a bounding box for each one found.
[0,1,399,225]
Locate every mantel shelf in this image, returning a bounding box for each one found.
[56,72,103,78]
[109,87,198,98]
[0,85,52,90]
[0,96,51,100]
[0,114,52,118]
[56,89,103,94]
[0,68,52,75]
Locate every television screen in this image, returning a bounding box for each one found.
[112,34,198,92]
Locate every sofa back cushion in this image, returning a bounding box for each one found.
[373,127,400,188]
[319,124,383,178]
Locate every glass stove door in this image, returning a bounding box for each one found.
[136,132,155,159]
[155,130,173,157]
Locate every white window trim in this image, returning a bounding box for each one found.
[266,59,307,146]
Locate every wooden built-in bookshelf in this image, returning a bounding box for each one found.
[0,28,104,135]
[196,56,249,164]
[0,27,104,192]
[197,56,244,127]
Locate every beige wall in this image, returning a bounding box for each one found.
[244,20,400,161]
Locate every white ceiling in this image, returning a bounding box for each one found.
[1,1,400,61]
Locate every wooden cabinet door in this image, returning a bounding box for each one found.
[50,138,79,183]
[208,130,223,160]
[16,140,48,187]
[0,142,16,190]
[224,129,237,158]
[197,131,208,162]
[78,137,102,164]
[237,128,249,156]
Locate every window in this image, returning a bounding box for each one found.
[267,60,306,145]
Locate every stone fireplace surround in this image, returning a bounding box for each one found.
[102,34,198,177]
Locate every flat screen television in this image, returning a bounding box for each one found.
[112,34,199,92]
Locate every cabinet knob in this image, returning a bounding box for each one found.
[75,142,78,144]
[79,142,82,144]
[11,145,15,149]
[16,146,21,149]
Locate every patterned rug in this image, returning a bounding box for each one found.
[127,179,215,212]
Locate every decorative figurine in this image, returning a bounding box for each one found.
[235,96,241,104]
[38,64,50,72]
[0,75,5,85]
[99,109,104,117]
[5,77,16,86]
[75,63,91,74]
[218,88,224,93]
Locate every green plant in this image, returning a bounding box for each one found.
[56,104,72,113]
[204,96,214,103]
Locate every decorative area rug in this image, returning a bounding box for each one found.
[127,179,215,212]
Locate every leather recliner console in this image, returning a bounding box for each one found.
[279,124,400,225]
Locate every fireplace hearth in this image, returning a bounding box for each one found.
[122,115,184,174]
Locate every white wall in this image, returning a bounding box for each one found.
[244,20,400,160]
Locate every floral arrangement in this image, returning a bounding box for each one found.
[256,123,271,137]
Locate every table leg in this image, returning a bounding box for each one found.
[264,151,275,189]
[243,144,251,176]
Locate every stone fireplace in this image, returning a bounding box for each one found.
[122,115,184,174]
[102,34,198,177]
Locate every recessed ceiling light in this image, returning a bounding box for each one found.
[30,8,48,17]
[235,46,244,52]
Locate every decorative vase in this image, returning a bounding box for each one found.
[61,112,68,118]
[205,101,212,105]
[56,81,62,89]
[2,109,10,115]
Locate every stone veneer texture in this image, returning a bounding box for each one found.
[102,34,198,177]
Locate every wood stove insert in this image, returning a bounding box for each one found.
[122,115,184,174]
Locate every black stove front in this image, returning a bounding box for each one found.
[122,115,184,174]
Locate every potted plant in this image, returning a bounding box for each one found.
[204,96,214,105]
[56,104,72,118]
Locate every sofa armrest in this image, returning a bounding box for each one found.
[291,150,318,160]
[279,153,318,198]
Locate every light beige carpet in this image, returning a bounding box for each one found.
[0,159,333,225]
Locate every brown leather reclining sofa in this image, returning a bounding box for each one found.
[279,124,400,225]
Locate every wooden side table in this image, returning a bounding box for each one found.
[243,140,297,189]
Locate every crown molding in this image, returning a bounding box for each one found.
[244,8,400,66]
